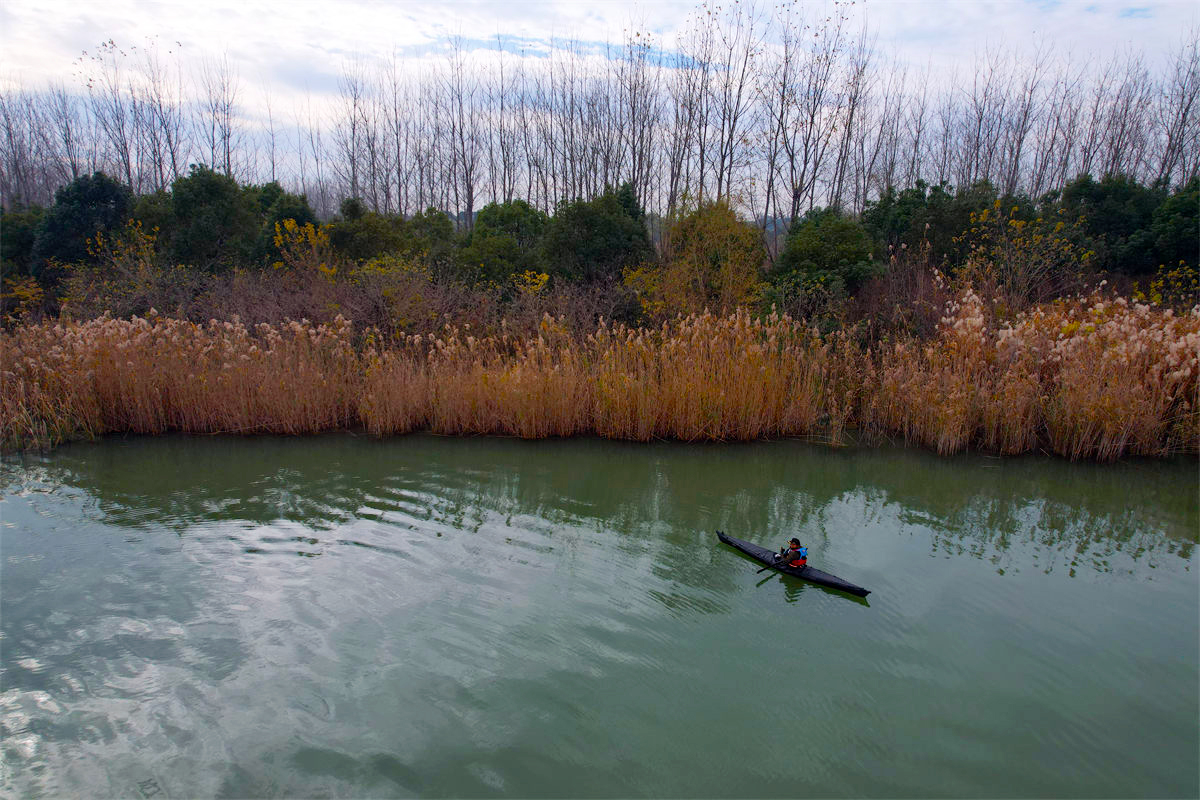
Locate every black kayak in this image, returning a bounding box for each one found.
[717,531,871,597]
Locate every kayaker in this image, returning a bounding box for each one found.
[777,538,808,568]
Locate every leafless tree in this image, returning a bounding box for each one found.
[136,41,189,190]
[443,38,484,228]
[1099,53,1154,178]
[998,46,1047,197]
[79,40,138,190]
[617,30,661,209]
[198,53,242,178]
[262,87,279,184]
[332,57,367,203]
[1155,34,1200,184]
[829,25,874,210]
[708,1,763,201]
[44,83,88,183]
[2,9,1195,229]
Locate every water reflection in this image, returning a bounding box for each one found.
[1,434,1196,798]
[728,546,872,606]
[2,434,1193,579]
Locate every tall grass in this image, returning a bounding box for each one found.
[3,294,1197,461]
[2,312,358,448]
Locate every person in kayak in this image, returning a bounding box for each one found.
[777,538,808,568]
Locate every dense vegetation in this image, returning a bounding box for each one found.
[3,169,1196,331]
[1,4,1196,459]
[1,165,1197,461]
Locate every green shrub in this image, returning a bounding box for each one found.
[541,184,653,282]
[1056,174,1168,275]
[1,205,45,277]
[1150,177,1199,270]
[326,198,406,264]
[168,165,258,271]
[459,200,548,285]
[770,208,878,292]
[31,172,132,276]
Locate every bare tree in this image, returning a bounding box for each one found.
[0,90,38,207]
[198,53,242,178]
[1155,34,1200,184]
[332,57,367,202]
[999,46,1047,197]
[664,40,703,219]
[444,38,483,228]
[44,83,88,183]
[299,90,331,216]
[777,4,849,220]
[261,87,278,184]
[616,29,661,208]
[709,1,763,201]
[3,9,1195,228]
[79,40,138,190]
[133,42,190,191]
[1100,53,1154,177]
[830,25,874,210]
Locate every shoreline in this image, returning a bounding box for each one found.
[5,418,1198,467]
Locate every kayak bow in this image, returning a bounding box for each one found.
[716,531,871,597]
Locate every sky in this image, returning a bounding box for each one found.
[0,0,1196,108]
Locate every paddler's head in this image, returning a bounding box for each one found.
[788,538,801,549]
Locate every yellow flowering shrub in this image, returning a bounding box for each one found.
[273,219,337,280]
[1134,262,1199,310]
[513,270,549,296]
[1,276,45,322]
[956,201,1092,307]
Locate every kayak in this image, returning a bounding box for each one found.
[716,531,871,597]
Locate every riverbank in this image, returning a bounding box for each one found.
[3,291,1197,460]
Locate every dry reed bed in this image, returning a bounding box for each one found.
[1,312,358,448]
[3,296,1197,460]
[873,291,1200,458]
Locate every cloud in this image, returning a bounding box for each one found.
[268,58,340,96]
[0,0,1194,107]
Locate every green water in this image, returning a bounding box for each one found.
[1,435,1196,798]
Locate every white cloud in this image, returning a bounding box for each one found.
[0,0,1193,103]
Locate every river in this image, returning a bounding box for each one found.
[2,434,1196,798]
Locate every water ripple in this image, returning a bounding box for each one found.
[1,436,1195,798]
